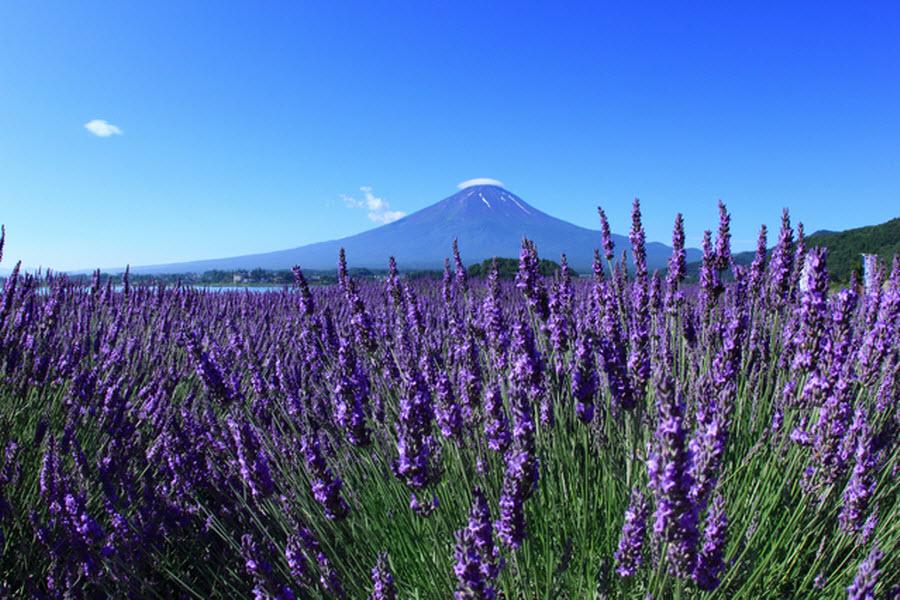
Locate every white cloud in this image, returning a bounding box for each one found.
[369,209,406,224]
[341,186,406,224]
[457,177,505,189]
[84,119,123,137]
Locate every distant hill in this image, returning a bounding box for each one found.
[113,184,699,275]
[467,257,561,279]
[806,217,899,281]
[688,217,899,282]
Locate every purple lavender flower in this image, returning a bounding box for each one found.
[588,249,602,284]
[298,527,344,597]
[497,324,543,546]
[241,533,275,597]
[768,209,794,306]
[453,238,468,296]
[748,224,767,297]
[392,360,440,494]
[792,248,830,374]
[614,488,649,577]
[791,222,807,300]
[570,334,598,424]
[483,383,511,453]
[509,322,542,452]
[714,200,731,272]
[548,255,573,381]
[338,248,376,352]
[183,332,243,405]
[598,206,615,261]
[693,493,727,591]
[665,213,686,313]
[332,336,371,446]
[227,418,275,499]
[805,375,853,492]
[435,366,463,439]
[688,402,727,508]
[301,433,349,520]
[846,545,882,600]
[453,529,496,600]
[495,446,536,550]
[699,230,721,314]
[442,257,452,304]
[455,330,484,424]
[409,491,440,516]
[861,512,878,544]
[827,284,859,382]
[516,238,549,322]
[630,198,647,280]
[856,264,899,385]
[466,487,502,581]
[386,256,403,309]
[599,282,634,412]
[628,200,651,396]
[839,407,876,535]
[646,365,698,577]
[482,257,508,366]
[291,265,315,317]
[369,552,397,600]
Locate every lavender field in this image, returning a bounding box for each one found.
[0,202,896,598]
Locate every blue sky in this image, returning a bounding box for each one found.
[1,2,898,271]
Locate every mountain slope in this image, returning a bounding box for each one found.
[128,184,699,274]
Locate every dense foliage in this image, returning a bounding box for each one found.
[806,217,900,283]
[715,217,900,284]
[467,257,561,279]
[0,205,896,598]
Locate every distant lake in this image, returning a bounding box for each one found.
[195,285,290,293]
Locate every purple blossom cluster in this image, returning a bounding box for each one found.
[0,203,895,598]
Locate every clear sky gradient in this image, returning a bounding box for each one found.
[1,2,898,271]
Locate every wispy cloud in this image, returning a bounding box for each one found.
[458,177,504,189]
[341,186,406,224]
[84,119,123,137]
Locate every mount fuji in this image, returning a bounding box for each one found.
[128,183,699,274]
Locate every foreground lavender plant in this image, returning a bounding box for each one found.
[846,545,882,600]
[693,493,727,591]
[369,552,397,600]
[454,489,501,599]
[570,333,598,423]
[614,488,649,577]
[646,364,698,577]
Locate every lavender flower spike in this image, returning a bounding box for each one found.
[369,552,397,600]
[693,493,728,591]
[646,364,698,577]
[839,407,875,534]
[301,433,350,520]
[847,545,883,600]
[715,199,731,271]
[665,213,686,313]
[454,489,501,600]
[614,488,649,577]
[598,206,615,261]
[571,334,598,424]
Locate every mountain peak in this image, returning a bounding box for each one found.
[125,184,700,274]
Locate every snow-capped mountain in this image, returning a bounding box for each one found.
[127,183,698,274]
